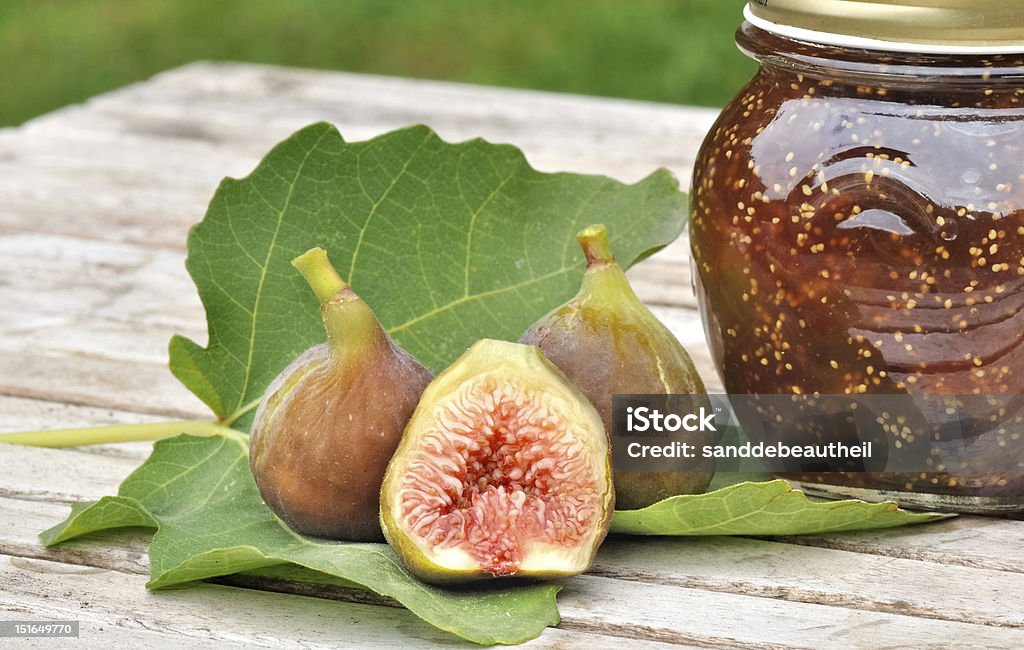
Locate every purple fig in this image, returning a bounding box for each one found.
[520,225,714,509]
[249,247,432,541]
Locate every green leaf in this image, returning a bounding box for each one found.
[610,480,950,536]
[41,434,559,646]
[169,123,687,430]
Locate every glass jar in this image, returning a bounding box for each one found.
[690,0,1024,513]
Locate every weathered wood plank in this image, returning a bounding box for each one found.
[0,207,695,322]
[25,104,699,190]
[773,518,1024,575]
[0,230,691,329]
[0,308,712,421]
[0,497,153,575]
[3,435,1022,633]
[4,499,1023,649]
[26,62,719,185]
[0,129,697,298]
[592,536,1024,628]
[0,347,208,421]
[3,555,673,649]
[134,62,719,144]
[0,316,203,367]
[0,328,715,432]
[0,129,703,271]
[0,119,699,273]
[0,231,717,410]
[0,233,201,329]
[0,174,210,249]
[0,442,144,504]
[5,494,1022,633]
[0,128,254,185]
[0,605,258,650]
[0,131,236,248]
[0,320,713,422]
[557,574,1024,649]
[3,497,700,650]
[4,405,1020,577]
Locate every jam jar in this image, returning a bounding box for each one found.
[690,1,1024,513]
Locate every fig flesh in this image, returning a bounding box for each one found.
[520,225,714,509]
[249,247,432,541]
[380,339,612,584]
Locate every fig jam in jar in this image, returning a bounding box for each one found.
[690,1,1024,512]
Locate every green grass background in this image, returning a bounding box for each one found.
[0,0,755,128]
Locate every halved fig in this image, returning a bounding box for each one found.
[380,339,613,584]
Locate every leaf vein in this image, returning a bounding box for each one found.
[234,127,332,415]
[386,266,574,335]
[347,131,431,285]
[463,168,514,297]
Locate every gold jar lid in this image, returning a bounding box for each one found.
[745,1,1024,53]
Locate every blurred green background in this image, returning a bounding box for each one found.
[0,0,754,128]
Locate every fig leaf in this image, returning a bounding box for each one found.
[169,122,687,431]
[610,480,951,536]
[40,434,560,646]
[40,123,686,646]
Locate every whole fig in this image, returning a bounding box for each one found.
[520,225,714,509]
[249,247,433,541]
[380,339,613,584]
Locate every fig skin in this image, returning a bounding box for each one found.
[249,248,433,541]
[380,339,613,584]
[520,225,715,509]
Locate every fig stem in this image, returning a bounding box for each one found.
[292,246,385,363]
[292,247,347,304]
[0,419,242,448]
[322,296,385,363]
[576,224,615,268]
[575,224,641,303]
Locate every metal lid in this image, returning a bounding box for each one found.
[745,1,1024,53]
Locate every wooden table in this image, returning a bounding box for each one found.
[1,62,1022,648]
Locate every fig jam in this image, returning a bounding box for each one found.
[690,21,1024,511]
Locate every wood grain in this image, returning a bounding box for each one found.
[4,498,1023,649]
[3,440,1023,644]
[4,555,694,649]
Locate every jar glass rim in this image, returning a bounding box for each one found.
[744,4,1024,55]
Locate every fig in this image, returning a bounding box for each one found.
[520,224,714,509]
[379,339,613,584]
[249,247,433,541]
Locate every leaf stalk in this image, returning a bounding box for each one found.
[0,420,241,448]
